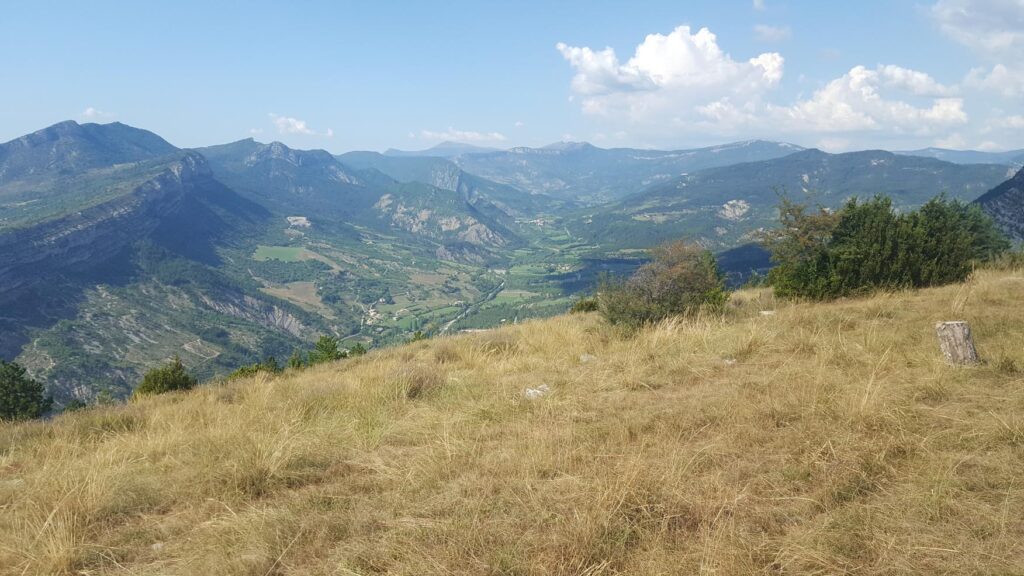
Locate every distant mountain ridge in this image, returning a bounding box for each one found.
[449,139,806,203]
[0,120,177,184]
[895,147,1024,167]
[573,148,1013,250]
[975,167,1024,241]
[383,141,503,158]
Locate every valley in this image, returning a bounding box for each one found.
[1,121,1021,404]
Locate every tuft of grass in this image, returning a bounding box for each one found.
[2,269,1024,574]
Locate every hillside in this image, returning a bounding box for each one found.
[450,140,804,203]
[575,149,1014,250]
[976,167,1024,241]
[200,139,520,256]
[3,268,1023,574]
[336,151,572,217]
[897,147,1024,167]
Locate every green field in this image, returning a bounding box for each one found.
[252,245,307,262]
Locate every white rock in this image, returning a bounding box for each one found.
[524,384,550,400]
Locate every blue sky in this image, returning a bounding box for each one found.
[1,0,1021,152]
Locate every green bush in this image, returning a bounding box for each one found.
[764,195,1009,299]
[307,335,344,365]
[288,349,305,369]
[133,355,198,397]
[598,240,728,328]
[228,356,282,380]
[570,296,599,313]
[0,360,53,420]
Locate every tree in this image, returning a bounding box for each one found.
[0,360,52,420]
[307,335,344,365]
[348,342,368,357]
[598,240,728,328]
[134,355,197,397]
[763,194,1010,300]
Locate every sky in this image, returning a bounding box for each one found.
[1,0,1022,153]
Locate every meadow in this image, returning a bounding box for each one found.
[2,267,1023,574]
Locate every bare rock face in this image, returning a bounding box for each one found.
[976,167,1024,241]
[199,294,307,337]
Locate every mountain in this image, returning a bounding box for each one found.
[975,167,1024,241]
[896,147,1024,167]
[573,149,1014,250]
[0,123,320,402]
[0,120,177,185]
[449,140,805,203]
[337,151,573,218]
[382,141,503,158]
[200,139,520,256]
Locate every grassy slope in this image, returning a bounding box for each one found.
[3,269,1024,574]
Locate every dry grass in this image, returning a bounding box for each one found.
[3,269,1024,574]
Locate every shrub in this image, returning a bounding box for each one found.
[0,360,53,420]
[134,355,197,397]
[228,356,282,380]
[63,398,90,413]
[308,335,345,365]
[570,296,599,313]
[764,195,1010,299]
[348,342,368,357]
[288,349,305,369]
[597,240,728,328]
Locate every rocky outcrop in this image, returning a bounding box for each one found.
[198,293,308,337]
[976,168,1024,241]
[0,152,213,304]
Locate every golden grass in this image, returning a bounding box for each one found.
[3,269,1024,574]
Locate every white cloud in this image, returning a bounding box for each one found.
[775,65,966,133]
[248,128,264,135]
[418,127,507,143]
[753,0,766,10]
[268,113,333,137]
[514,120,525,128]
[556,25,783,125]
[81,107,114,120]
[931,0,1024,59]
[965,63,1024,97]
[932,0,1024,97]
[877,64,953,96]
[1007,115,1024,129]
[557,25,969,147]
[753,24,791,43]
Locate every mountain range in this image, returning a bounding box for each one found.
[2,120,1021,403]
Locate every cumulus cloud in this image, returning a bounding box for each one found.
[556,25,783,126]
[81,107,114,120]
[556,25,969,147]
[418,127,507,143]
[268,113,333,137]
[753,24,791,43]
[776,65,966,133]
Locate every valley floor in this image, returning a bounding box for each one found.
[3,269,1024,574]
